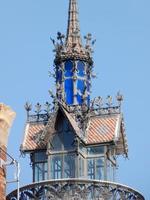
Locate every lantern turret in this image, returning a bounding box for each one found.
[53,0,94,107]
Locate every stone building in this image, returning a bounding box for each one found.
[0,104,15,200]
[6,0,144,199]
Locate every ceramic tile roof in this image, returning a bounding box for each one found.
[21,110,127,155]
[21,123,46,151]
[86,114,120,144]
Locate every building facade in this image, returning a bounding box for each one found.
[0,104,15,200]
[6,0,144,199]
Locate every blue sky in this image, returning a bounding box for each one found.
[0,0,149,199]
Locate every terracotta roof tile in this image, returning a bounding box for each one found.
[21,110,127,155]
[21,123,46,151]
[86,114,120,144]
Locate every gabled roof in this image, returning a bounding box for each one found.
[21,106,128,156]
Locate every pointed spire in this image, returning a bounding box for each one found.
[66,0,82,49]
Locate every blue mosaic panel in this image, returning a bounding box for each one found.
[87,95,90,106]
[87,76,91,106]
[86,80,90,92]
[65,60,73,77]
[56,68,62,83]
[77,79,85,104]
[65,79,73,104]
[77,93,83,104]
[77,61,85,77]
[77,79,85,93]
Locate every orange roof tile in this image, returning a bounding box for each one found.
[21,109,127,155]
[86,114,120,144]
[21,123,46,151]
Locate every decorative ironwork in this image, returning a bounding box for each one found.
[6,179,145,200]
[24,92,123,132]
[84,33,96,55]
[24,102,32,118]
[24,101,53,123]
[90,92,123,115]
[116,91,124,107]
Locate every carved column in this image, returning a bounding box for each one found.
[0,104,15,200]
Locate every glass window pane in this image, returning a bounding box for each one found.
[65,79,73,104]
[107,160,115,181]
[87,146,104,155]
[34,162,48,182]
[76,93,83,104]
[95,158,104,180]
[65,60,73,77]
[63,131,75,150]
[79,156,84,178]
[50,155,62,179]
[51,133,63,151]
[77,61,85,77]
[88,159,94,179]
[34,152,47,162]
[64,154,75,178]
[77,79,85,93]
[43,162,48,180]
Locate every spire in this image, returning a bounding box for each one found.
[66,0,82,50]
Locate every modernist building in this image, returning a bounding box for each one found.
[6,0,144,199]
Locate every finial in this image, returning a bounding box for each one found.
[116,91,123,108]
[66,0,82,49]
[24,102,32,118]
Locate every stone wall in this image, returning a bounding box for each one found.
[0,104,15,200]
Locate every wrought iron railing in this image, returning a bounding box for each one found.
[7,179,144,200]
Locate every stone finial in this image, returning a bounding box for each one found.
[0,103,16,147]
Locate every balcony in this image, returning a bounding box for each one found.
[7,179,144,200]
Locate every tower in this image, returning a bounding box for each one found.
[55,0,92,106]
[0,104,15,200]
[7,0,145,199]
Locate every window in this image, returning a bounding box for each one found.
[65,78,73,104]
[50,154,75,179]
[77,61,85,77]
[33,152,48,182]
[79,156,84,178]
[87,158,104,180]
[34,162,48,182]
[51,155,62,179]
[51,118,75,151]
[49,116,76,180]
[87,146,105,155]
[88,159,94,179]
[64,60,73,77]
[64,154,75,178]
[107,160,115,181]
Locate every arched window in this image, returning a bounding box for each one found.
[65,78,73,104]
[64,60,73,77]
[77,79,85,104]
[77,61,85,77]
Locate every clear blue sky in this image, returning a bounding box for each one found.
[0,0,149,199]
